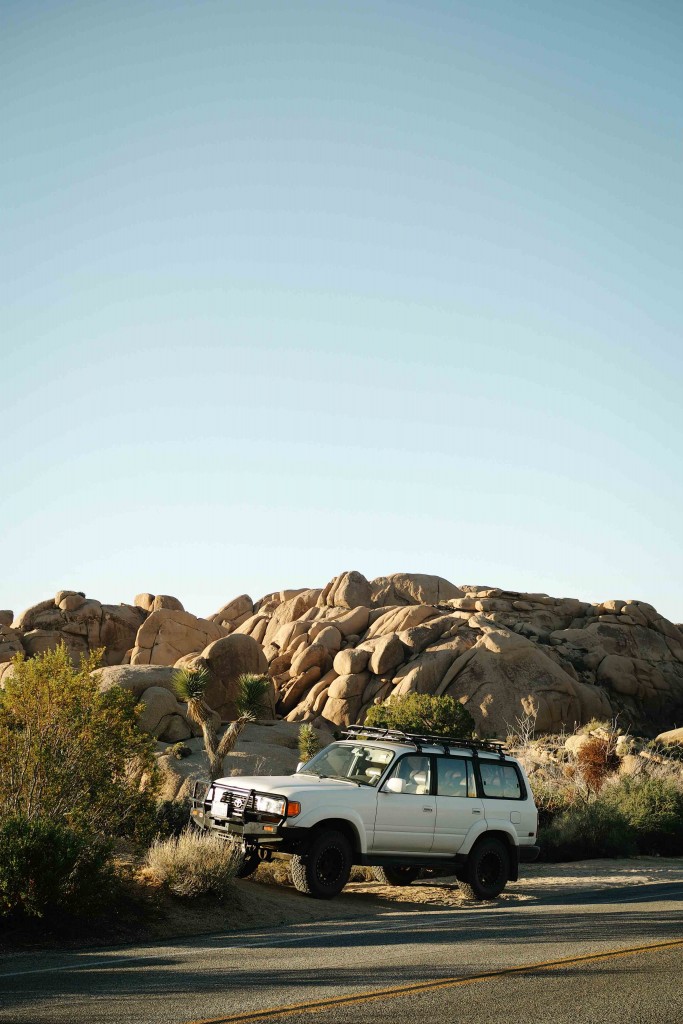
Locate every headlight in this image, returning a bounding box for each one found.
[254,795,287,816]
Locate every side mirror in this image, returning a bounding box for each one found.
[384,777,404,794]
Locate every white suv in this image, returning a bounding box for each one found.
[191,726,540,900]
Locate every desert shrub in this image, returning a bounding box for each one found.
[602,776,683,856]
[530,773,575,830]
[539,800,636,862]
[0,816,114,920]
[645,740,683,762]
[0,644,159,841]
[153,798,192,838]
[146,829,242,898]
[575,736,620,793]
[365,693,475,738]
[298,723,321,763]
[579,718,612,735]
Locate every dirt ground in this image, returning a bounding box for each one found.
[2,857,681,952]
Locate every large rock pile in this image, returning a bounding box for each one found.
[3,574,683,737]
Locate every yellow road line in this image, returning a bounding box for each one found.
[186,937,683,1024]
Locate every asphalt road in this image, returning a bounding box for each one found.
[0,883,682,1024]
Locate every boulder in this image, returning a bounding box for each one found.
[200,633,270,720]
[211,594,254,625]
[134,593,155,611]
[324,606,371,638]
[370,573,464,607]
[21,629,88,662]
[366,605,437,640]
[655,727,683,746]
[131,609,226,666]
[321,696,360,727]
[320,571,373,609]
[333,647,371,675]
[137,686,186,736]
[290,643,330,677]
[308,623,343,652]
[0,611,13,628]
[368,634,405,675]
[150,595,184,613]
[157,714,192,743]
[328,672,370,700]
[392,650,458,696]
[94,664,179,699]
[0,625,23,665]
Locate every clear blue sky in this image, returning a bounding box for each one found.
[2,0,682,621]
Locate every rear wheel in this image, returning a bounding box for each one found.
[372,865,420,886]
[290,830,352,899]
[458,838,509,900]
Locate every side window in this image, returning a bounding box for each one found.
[436,757,477,798]
[480,763,522,800]
[385,755,431,795]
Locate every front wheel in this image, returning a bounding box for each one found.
[236,846,261,879]
[290,830,352,899]
[372,865,420,886]
[459,838,509,900]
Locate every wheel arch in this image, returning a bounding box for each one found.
[308,817,363,858]
[469,828,519,882]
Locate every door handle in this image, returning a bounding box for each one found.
[422,807,433,813]
[472,809,481,814]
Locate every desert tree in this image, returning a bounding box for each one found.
[173,667,271,782]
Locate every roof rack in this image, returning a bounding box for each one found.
[341,725,508,760]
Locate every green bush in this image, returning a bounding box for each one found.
[0,816,114,920]
[539,800,637,862]
[0,644,159,841]
[153,798,192,838]
[364,693,475,738]
[603,776,683,856]
[146,829,243,898]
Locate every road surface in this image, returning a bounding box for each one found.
[0,882,681,1024]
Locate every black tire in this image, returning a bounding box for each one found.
[236,847,261,879]
[372,865,420,886]
[290,830,352,899]
[459,838,509,900]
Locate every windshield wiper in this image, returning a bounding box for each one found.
[317,774,360,786]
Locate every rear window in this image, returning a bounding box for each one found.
[479,762,523,800]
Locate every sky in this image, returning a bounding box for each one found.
[2,0,682,621]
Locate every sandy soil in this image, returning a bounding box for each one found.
[2,858,681,952]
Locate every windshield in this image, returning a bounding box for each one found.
[299,743,395,787]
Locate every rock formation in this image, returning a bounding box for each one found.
[3,574,683,738]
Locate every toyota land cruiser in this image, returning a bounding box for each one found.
[191,726,540,899]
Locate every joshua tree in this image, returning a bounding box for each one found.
[298,722,321,765]
[173,667,271,782]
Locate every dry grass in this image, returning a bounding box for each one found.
[146,829,243,899]
[253,858,374,888]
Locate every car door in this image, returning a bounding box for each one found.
[372,754,436,854]
[432,755,484,853]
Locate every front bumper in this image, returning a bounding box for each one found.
[190,781,302,848]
